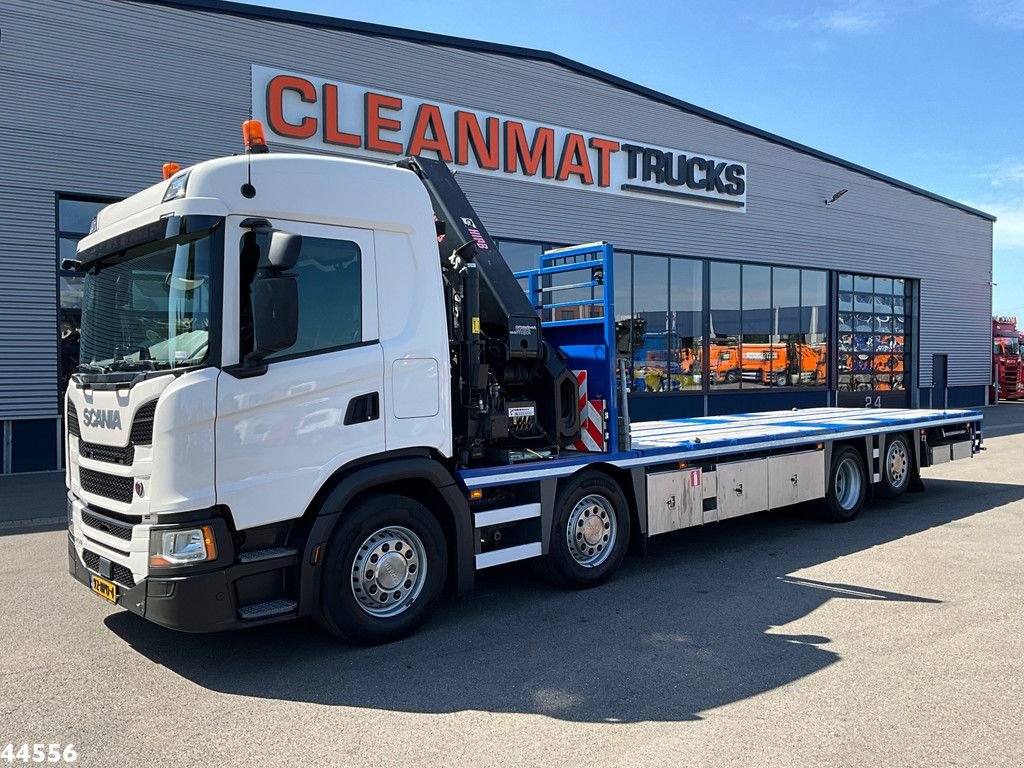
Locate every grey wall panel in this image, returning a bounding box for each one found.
[0,0,993,422]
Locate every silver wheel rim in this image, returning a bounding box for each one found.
[566,494,617,568]
[350,526,426,618]
[886,440,909,488]
[834,457,862,510]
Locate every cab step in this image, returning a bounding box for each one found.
[237,546,296,563]
[238,599,297,621]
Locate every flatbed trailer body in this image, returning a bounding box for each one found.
[460,406,982,570]
[461,407,983,488]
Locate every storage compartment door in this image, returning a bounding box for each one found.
[716,458,769,520]
[647,468,704,535]
[768,451,826,509]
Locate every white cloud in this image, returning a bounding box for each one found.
[972,0,1024,29]
[816,6,888,31]
[965,197,1024,250]
[754,2,891,33]
[977,160,1024,187]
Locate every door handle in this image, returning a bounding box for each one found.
[344,392,380,425]
[734,483,744,495]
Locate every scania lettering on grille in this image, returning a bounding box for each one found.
[82,408,123,430]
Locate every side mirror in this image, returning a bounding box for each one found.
[260,231,302,270]
[247,274,298,363]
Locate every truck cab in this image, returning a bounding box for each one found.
[66,154,462,637]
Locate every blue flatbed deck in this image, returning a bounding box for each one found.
[460,407,982,488]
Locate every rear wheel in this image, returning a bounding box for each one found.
[820,445,867,522]
[878,434,912,499]
[539,473,630,588]
[317,494,447,644]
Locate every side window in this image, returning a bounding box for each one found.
[239,233,362,360]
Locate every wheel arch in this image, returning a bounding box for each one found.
[295,450,474,619]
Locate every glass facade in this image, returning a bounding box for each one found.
[497,238,914,403]
[837,272,910,394]
[57,196,116,399]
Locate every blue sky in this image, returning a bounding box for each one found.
[259,0,1023,316]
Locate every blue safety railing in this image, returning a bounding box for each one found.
[514,242,618,452]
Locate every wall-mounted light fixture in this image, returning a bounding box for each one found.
[825,189,849,206]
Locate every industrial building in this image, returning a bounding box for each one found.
[0,0,993,473]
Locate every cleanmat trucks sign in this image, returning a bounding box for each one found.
[251,64,747,211]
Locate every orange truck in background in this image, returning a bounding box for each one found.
[708,342,826,386]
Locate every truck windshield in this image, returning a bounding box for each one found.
[995,338,1020,356]
[79,225,221,372]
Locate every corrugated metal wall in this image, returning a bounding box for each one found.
[0,0,992,424]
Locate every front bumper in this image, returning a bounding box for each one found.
[67,533,299,633]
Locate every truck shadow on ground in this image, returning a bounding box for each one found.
[107,477,1022,723]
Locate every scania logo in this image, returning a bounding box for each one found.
[82,408,123,430]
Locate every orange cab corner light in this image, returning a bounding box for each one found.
[201,525,218,561]
[162,162,181,180]
[243,119,270,154]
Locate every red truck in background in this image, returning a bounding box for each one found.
[992,316,1022,401]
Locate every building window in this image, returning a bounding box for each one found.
[709,261,741,388]
[631,255,670,392]
[710,263,828,389]
[57,196,117,399]
[837,273,909,394]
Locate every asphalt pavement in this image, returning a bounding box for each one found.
[1,406,1021,767]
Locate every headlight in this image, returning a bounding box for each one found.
[150,525,217,567]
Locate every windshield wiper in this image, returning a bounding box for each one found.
[75,363,109,374]
[106,359,157,372]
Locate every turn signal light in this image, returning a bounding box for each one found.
[469,489,484,501]
[243,119,269,154]
[162,162,180,180]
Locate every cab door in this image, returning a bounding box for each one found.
[216,219,383,529]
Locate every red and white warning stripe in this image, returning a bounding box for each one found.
[573,370,606,452]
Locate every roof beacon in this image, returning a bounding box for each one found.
[243,119,269,154]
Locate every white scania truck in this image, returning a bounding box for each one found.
[65,126,984,643]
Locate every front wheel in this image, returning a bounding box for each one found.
[539,473,630,588]
[317,494,447,644]
[820,445,867,522]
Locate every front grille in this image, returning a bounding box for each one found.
[78,441,135,466]
[82,549,136,587]
[67,402,80,438]
[81,509,134,541]
[79,468,134,504]
[129,401,157,445]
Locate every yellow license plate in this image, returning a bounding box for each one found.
[90,575,118,603]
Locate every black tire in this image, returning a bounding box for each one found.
[725,370,740,384]
[820,445,867,522]
[773,372,787,387]
[878,433,912,499]
[539,472,630,589]
[316,494,447,645]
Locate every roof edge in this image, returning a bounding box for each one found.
[129,0,996,222]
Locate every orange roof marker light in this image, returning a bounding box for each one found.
[162,162,181,180]
[243,119,270,154]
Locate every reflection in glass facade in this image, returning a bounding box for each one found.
[58,196,115,399]
[837,272,910,393]
[496,239,912,401]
